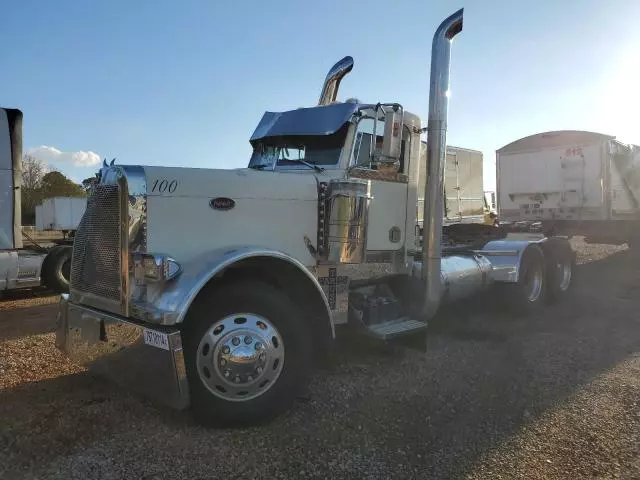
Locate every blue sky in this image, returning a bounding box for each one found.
[2,0,639,190]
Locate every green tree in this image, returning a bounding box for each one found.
[81,176,97,194]
[40,171,86,199]
[20,159,86,224]
[20,155,47,225]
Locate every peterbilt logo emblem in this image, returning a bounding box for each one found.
[210,197,235,211]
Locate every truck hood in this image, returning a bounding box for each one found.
[141,166,320,265]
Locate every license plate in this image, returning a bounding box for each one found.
[143,329,170,351]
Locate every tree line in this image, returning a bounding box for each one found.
[21,154,88,225]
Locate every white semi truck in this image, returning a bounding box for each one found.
[54,10,575,426]
[497,130,640,245]
[0,110,77,295]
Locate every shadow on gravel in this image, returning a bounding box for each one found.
[325,247,640,478]
[0,304,58,342]
[0,372,186,474]
[0,246,638,478]
[0,287,55,302]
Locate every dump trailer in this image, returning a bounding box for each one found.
[54,10,575,427]
[0,109,74,295]
[497,130,640,244]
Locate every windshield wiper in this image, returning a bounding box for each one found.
[289,158,324,173]
[248,164,267,170]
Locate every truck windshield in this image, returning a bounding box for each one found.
[248,126,348,170]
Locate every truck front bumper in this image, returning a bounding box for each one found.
[55,294,190,410]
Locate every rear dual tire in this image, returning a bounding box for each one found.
[544,238,575,303]
[501,240,575,314]
[502,245,546,314]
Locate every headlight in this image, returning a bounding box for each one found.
[132,253,181,284]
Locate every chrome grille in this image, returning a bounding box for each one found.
[70,184,122,302]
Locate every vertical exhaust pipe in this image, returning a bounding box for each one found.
[318,56,354,106]
[422,9,464,318]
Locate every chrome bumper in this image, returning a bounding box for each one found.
[55,294,190,410]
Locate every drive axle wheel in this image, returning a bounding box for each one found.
[501,245,546,315]
[183,281,312,427]
[544,238,575,303]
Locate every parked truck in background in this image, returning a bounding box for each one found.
[35,196,86,239]
[0,109,79,295]
[497,130,640,245]
[53,10,576,427]
[417,144,488,227]
[484,190,498,224]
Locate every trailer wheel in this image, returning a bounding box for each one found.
[42,246,72,294]
[502,245,546,314]
[544,238,575,303]
[182,281,312,427]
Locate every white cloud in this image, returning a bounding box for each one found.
[26,145,102,166]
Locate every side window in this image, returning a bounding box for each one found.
[351,117,409,174]
[351,118,384,168]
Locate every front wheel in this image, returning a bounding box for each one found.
[182,281,312,427]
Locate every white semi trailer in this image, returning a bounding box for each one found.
[54,10,575,426]
[35,196,86,236]
[417,144,487,227]
[497,130,640,245]
[0,109,75,295]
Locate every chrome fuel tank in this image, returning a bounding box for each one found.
[412,253,493,304]
[440,254,493,303]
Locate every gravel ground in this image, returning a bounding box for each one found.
[0,239,639,479]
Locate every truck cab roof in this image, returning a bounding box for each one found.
[250,102,360,145]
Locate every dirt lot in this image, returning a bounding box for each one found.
[1,239,639,479]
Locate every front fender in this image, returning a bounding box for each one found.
[135,246,333,335]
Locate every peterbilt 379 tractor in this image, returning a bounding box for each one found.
[50,10,575,426]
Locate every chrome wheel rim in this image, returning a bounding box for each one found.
[524,263,543,302]
[196,313,285,402]
[556,259,572,291]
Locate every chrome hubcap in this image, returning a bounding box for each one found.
[196,314,284,401]
[524,263,543,302]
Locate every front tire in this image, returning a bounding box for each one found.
[182,281,312,427]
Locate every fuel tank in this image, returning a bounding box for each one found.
[412,253,493,304]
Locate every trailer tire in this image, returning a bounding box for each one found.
[544,238,575,303]
[501,245,546,315]
[182,281,312,427]
[42,246,72,294]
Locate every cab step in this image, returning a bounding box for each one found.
[365,317,427,340]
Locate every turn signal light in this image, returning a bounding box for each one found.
[131,253,181,284]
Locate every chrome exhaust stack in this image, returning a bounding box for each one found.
[421,9,464,319]
[317,56,354,106]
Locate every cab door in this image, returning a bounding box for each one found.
[348,117,409,259]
